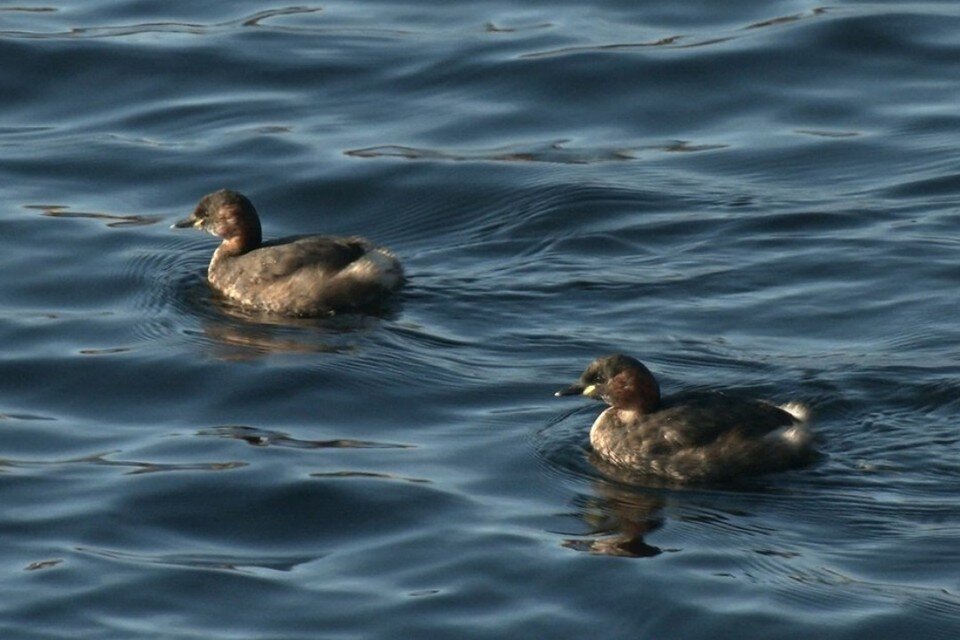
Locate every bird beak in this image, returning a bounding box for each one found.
[555,383,597,398]
[171,215,201,230]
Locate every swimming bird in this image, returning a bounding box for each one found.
[555,354,815,482]
[174,189,403,316]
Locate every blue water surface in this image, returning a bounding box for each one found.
[1,1,959,638]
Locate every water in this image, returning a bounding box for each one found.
[1,1,959,637]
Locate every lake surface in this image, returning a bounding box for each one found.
[1,1,959,637]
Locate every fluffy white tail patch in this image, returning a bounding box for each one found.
[338,249,403,290]
[766,401,813,449]
[779,401,810,422]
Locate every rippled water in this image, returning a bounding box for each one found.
[2,1,959,638]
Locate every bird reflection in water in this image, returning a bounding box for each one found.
[193,293,399,361]
[563,458,675,558]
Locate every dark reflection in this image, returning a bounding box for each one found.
[520,35,691,59]
[562,456,785,558]
[310,470,430,484]
[0,452,246,475]
[744,7,827,30]
[521,35,743,59]
[346,141,633,164]
[240,6,323,28]
[0,411,56,421]
[24,559,63,571]
[563,477,668,558]
[661,140,728,153]
[523,7,826,59]
[76,546,318,573]
[483,21,552,34]
[1,6,325,39]
[0,7,56,14]
[199,425,413,450]
[106,132,190,148]
[754,548,800,558]
[31,205,162,228]
[795,129,860,138]
[193,318,357,360]
[346,140,724,165]
[87,455,247,475]
[79,347,133,356]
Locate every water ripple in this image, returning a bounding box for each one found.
[0,450,246,475]
[198,425,414,450]
[0,6,325,39]
[76,546,320,573]
[2,0,960,637]
[346,139,725,165]
[520,7,828,59]
[29,204,162,228]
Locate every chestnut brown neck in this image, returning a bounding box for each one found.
[212,204,262,256]
[607,367,661,413]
